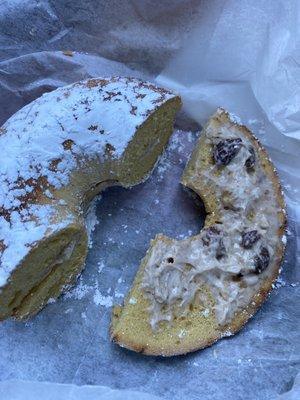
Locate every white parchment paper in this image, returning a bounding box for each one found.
[0,1,299,399]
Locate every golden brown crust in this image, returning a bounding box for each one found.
[111,108,287,357]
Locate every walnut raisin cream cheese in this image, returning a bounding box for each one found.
[111,108,286,356]
[0,77,181,320]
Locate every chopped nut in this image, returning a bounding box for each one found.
[216,239,226,260]
[221,190,240,211]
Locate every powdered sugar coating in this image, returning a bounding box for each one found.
[0,77,176,288]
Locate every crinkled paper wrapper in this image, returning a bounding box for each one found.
[0,1,299,399]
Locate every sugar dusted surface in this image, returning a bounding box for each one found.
[0,77,175,288]
[85,196,101,248]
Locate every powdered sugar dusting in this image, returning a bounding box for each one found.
[0,77,176,288]
[85,196,100,248]
[156,153,172,181]
[93,289,113,307]
[222,108,242,125]
[63,259,120,308]
[97,261,105,273]
[282,235,287,245]
[64,279,93,300]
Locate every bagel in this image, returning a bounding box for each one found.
[0,77,181,320]
[110,108,287,356]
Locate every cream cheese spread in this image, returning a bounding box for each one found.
[141,112,282,329]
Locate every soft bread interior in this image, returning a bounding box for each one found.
[0,220,87,320]
[119,98,181,186]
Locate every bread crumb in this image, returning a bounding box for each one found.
[62,50,74,57]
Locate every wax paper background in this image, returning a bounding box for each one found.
[0,1,299,399]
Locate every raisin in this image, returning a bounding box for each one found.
[216,239,226,260]
[232,273,243,282]
[254,247,270,273]
[213,138,242,166]
[210,226,220,234]
[221,191,240,211]
[245,147,256,171]
[202,226,220,246]
[241,230,261,249]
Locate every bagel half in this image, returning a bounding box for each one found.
[110,108,287,356]
[0,77,181,320]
